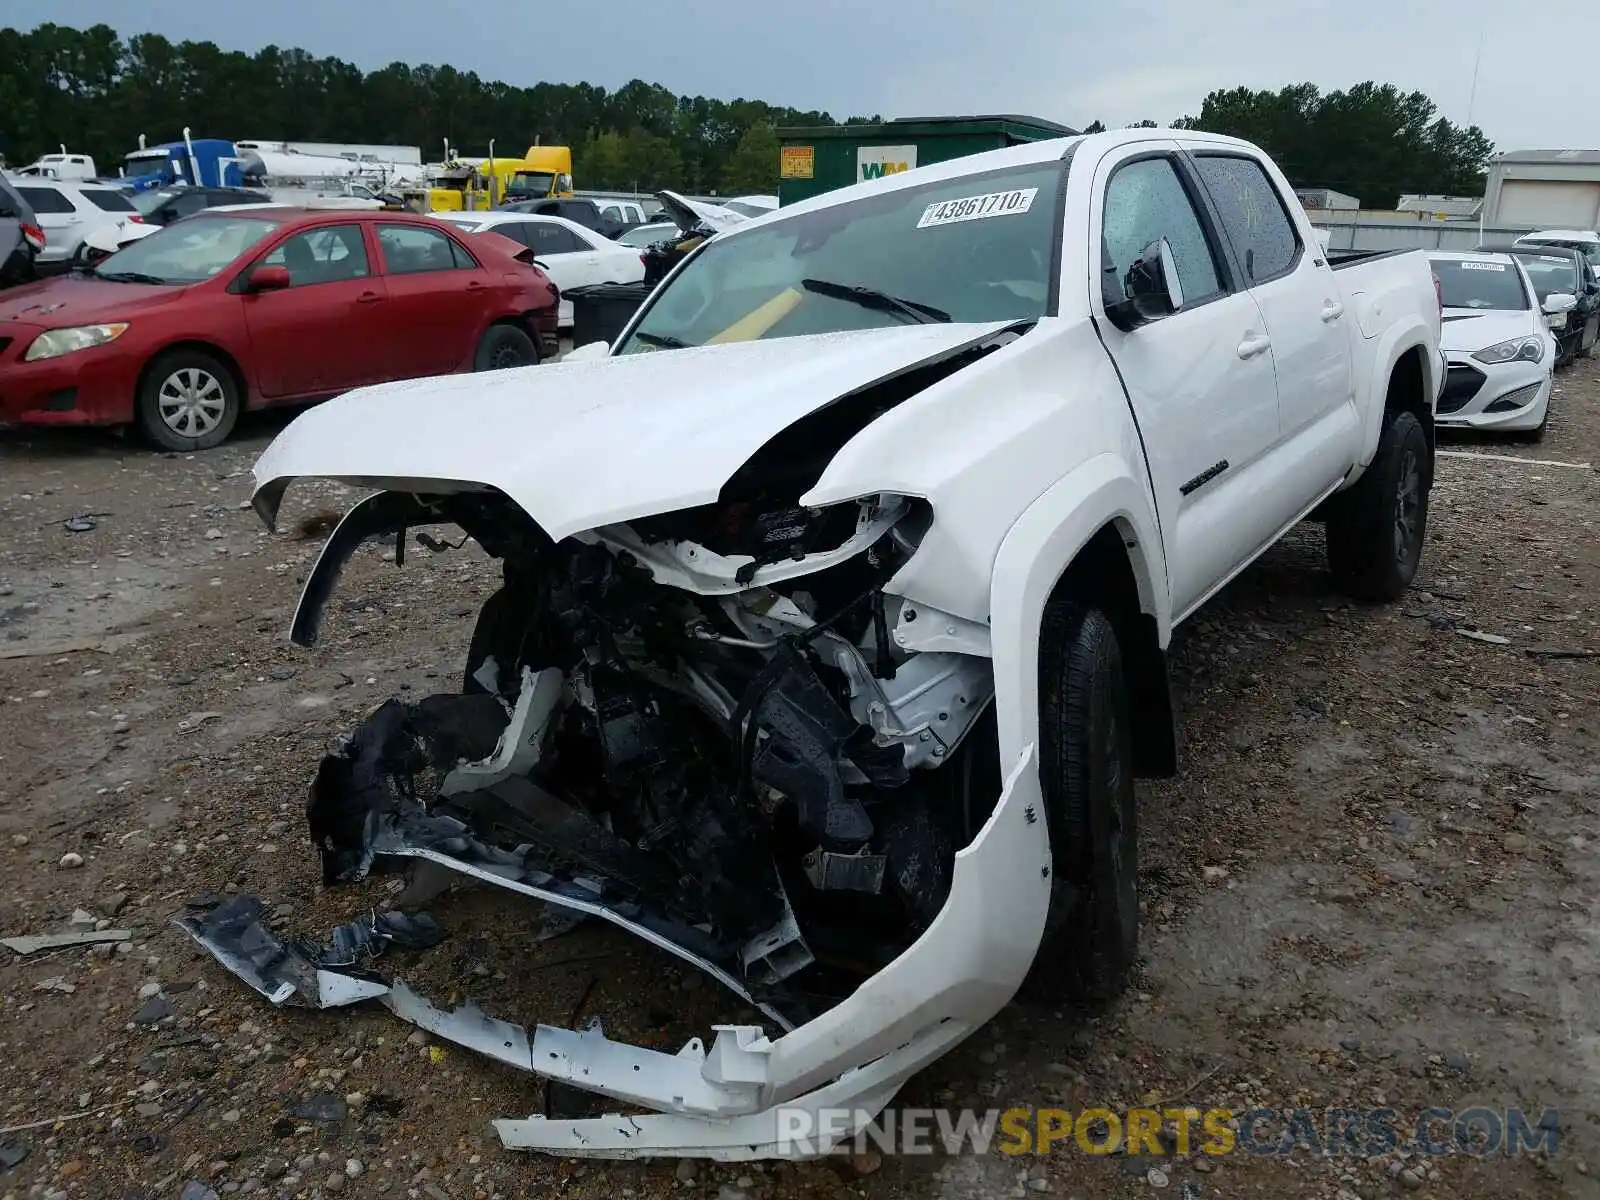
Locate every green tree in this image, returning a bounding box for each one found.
[721,124,779,194]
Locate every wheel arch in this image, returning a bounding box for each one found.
[1357,333,1437,474]
[989,455,1175,782]
[137,340,251,411]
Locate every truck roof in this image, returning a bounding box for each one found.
[766,127,1262,224]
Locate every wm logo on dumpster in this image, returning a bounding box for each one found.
[858,145,918,182]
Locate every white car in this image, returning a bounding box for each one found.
[430,211,645,326]
[1430,251,1566,440]
[1514,229,1600,283]
[242,129,1443,1160]
[6,179,144,268]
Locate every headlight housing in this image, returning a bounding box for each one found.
[1471,335,1543,365]
[23,324,129,362]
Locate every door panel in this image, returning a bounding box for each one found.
[373,223,485,375]
[243,224,391,398]
[1187,150,1359,506]
[1091,146,1284,620]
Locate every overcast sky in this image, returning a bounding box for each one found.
[19,0,1586,153]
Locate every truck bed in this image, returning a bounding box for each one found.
[1326,247,1420,270]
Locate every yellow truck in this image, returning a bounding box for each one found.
[406,145,575,212]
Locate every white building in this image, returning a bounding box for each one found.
[1481,149,1600,229]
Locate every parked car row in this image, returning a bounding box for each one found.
[1426,237,1599,441]
[0,207,559,449]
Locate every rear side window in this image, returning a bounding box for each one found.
[376,223,466,274]
[1102,157,1223,309]
[83,190,136,213]
[523,223,585,255]
[17,187,75,214]
[447,236,478,269]
[1192,154,1301,284]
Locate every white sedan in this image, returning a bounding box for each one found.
[1430,251,1572,440]
[430,212,645,326]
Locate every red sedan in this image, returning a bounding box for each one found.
[0,208,560,450]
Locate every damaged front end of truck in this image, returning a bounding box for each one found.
[221,326,1054,1159]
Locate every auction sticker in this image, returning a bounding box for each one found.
[917,188,1038,228]
[1459,261,1507,271]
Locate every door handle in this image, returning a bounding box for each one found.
[356,291,384,304]
[1237,332,1272,360]
[465,280,485,292]
[1321,300,1345,322]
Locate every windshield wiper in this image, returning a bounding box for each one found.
[93,270,170,285]
[630,330,693,349]
[800,277,951,324]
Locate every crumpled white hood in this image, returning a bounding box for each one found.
[253,322,1012,540]
[1440,309,1542,355]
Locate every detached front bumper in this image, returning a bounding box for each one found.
[1434,353,1551,433]
[185,745,1050,1159]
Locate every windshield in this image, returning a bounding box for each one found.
[619,223,675,247]
[1511,251,1580,300]
[505,171,556,200]
[617,162,1065,353]
[1433,258,1529,310]
[94,215,281,284]
[131,189,178,215]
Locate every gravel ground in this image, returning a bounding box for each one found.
[0,363,1596,1200]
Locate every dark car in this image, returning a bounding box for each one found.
[0,175,45,288]
[131,185,276,227]
[1478,242,1600,366]
[498,197,627,240]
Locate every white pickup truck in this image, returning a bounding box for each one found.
[246,129,1442,1159]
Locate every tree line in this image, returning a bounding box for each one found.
[2,24,1493,204]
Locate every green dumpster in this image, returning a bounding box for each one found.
[776,114,1078,207]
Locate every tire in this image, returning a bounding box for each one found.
[1325,409,1430,602]
[136,349,241,452]
[1033,602,1139,1002]
[474,324,538,372]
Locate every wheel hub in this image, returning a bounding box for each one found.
[157,368,227,438]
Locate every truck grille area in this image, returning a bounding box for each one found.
[1437,364,1486,414]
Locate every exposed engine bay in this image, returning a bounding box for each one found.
[298,482,1000,1019]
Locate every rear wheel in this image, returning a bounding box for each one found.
[1326,409,1430,601]
[136,349,240,452]
[474,324,538,372]
[1032,601,1139,1002]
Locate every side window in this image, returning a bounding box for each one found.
[169,192,208,218]
[1101,157,1223,310]
[600,204,622,221]
[376,224,465,275]
[17,187,75,215]
[1192,155,1301,284]
[262,225,371,286]
[525,223,584,255]
[447,235,478,269]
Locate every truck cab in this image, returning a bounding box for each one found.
[502,146,575,202]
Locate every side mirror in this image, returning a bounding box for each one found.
[1107,237,1184,331]
[1543,292,1577,314]
[245,265,292,293]
[562,340,610,362]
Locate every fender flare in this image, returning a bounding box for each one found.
[1354,316,1437,472]
[988,453,1167,768]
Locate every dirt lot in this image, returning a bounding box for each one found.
[1,363,1596,1200]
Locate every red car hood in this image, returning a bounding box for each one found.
[0,275,197,329]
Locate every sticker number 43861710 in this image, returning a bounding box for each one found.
[917,187,1039,229]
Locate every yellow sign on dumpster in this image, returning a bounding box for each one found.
[781,145,815,179]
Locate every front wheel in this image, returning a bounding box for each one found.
[1031,601,1139,1002]
[136,350,241,452]
[1326,409,1430,601]
[474,324,538,372]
